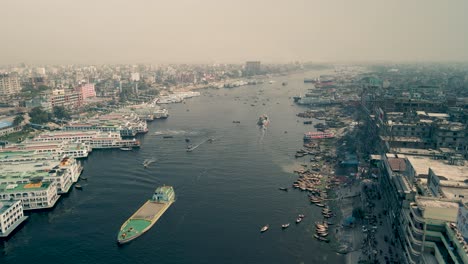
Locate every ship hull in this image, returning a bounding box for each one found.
[117,200,174,244]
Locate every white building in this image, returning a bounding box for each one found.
[0,73,21,96]
[0,181,60,210]
[131,72,140,82]
[0,200,28,237]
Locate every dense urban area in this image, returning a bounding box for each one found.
[0,62,468,264]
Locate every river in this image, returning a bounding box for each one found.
[0,69,344,264]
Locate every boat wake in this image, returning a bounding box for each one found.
[258,127,267,143]
[143,158,157,167]
[153,130,202,136]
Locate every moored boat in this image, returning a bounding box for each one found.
[279,187,288,191]
[314,234,329,242]
[120,147,133,151]
[117,186,175,244]
[75,184,83,190]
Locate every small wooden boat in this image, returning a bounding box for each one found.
[75,184,83,190]
[162,136,173,139]
[296,218,302,223]
[260,225,269,233]
[278,187,288,191]
[119,147,132,151]
[282,223,290,229]
[314,234,329,242]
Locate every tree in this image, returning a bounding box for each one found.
[352,207,365,219]
[53,106,71,120]
[29,107,50,124]
[13,114,24,126]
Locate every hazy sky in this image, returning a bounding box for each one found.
[1,0,468,64]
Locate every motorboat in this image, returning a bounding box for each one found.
[75,184,83,190]
[281,223,290,229]
[298,214,305,218]
[260,225,269,233]
[296,218,302,223]
[278,187,288,191]
[120,147,132,151]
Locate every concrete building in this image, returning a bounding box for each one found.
[75,83,96,99]
[379,153,468,263]
[244,61,261,76]
[0,181,60,210]
[0,117,23,137]
[50,89,83,109]
[131,72,140,82]
[0,200,28,237]
[0,73,21,96]
[0,156,82,194]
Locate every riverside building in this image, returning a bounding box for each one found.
[379,153,468,264]
[0,200,28,237]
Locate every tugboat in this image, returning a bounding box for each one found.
[260,225,269,233]
[117,186,175,244]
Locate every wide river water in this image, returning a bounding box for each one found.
[1,69,344,264]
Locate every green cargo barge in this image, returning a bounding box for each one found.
[117,186,175,244]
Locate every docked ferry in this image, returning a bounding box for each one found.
[117,186,175,244]
[303,131,335,141]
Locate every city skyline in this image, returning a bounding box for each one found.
[2,0,468,65]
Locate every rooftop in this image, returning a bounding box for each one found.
[0,182,51,192]
[0,200,20,214]
[418,198,459,209]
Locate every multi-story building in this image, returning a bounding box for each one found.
[244,61,261,76]
[0,200,28,237]
[0,73,21,96]
[379,153,468,264]
[75,83,96,99]
[0,156,82,194]
[0,181,60,210]
[50,89,83,109]
[30,131,140,149]
[1,141,91,159]
[432,121,466,151]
